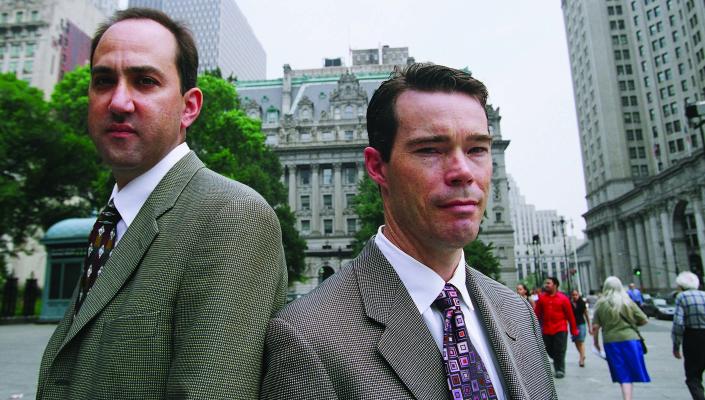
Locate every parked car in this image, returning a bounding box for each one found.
[641,296,675,320]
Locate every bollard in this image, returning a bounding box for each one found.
[1,276,19,317]
[23,277,39,316]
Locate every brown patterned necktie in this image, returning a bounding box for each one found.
[434,283,498,400]
[75,199,121,314]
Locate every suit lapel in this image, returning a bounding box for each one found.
[60,152,205,349]
[356,241,448,400]
[465,267,528,399]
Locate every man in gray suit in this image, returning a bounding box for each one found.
[261,64,555,400]
[38,8,287,399]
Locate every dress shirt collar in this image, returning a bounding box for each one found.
[110,142,190,228]
[375,226,474,316]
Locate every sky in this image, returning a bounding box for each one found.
[120,0,588,238]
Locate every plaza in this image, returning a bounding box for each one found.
[0,318,693,399]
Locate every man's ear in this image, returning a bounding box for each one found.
[364,147,388,189]
[181,87,203,130]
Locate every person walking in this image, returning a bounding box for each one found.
[535,277,578,378]
[672,271,705,400]
[627,283,644,307]
[593,276,650,400]
[570,289,591,367]
[517,283,535,308]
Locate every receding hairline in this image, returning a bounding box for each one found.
[92,18,179,64]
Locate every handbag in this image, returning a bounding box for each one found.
[620,312,647,354]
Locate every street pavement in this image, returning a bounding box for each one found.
[0,318,694,399]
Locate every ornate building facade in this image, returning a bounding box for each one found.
[238,60,517,294]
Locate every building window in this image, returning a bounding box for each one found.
[322,167,333,185]
[10,43,20,58]
[15,10,23,23]
[25,42,35,57]
[323,219,333,235]
[300,195,310,210]
[495,212,503,223]
[31,10,38,21]
[300,219,310,234]
[346,193,356,208]
[344,130,354,140]
[299,169,311,185]
[321,131,333,141]
[344,105,354,119]
[344,166,356,184]
[266,109,278,124]
[347,218,357,234]
[323,194,332,209]
[22,60,32,74]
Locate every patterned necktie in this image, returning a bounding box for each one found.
[75,199,121,314]
[434,284,498,400]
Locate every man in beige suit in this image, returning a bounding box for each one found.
[261,64,555,399]
[38,8,287,399]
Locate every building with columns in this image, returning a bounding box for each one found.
[562,0,705,290]
[237,59,517,294]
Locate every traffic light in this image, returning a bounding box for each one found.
[633,267,642,276]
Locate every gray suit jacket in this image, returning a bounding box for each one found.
[261,239,556,400]
[38,152,288,399]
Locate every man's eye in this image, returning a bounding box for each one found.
[416,147,440,154]
[138,77,158,86]
[92,76,114,86]
[468,147,489,154]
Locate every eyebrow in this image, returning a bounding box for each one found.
[91,65,165,77]
[405,133,493,147]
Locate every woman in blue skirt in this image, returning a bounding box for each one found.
[593,276,650,400]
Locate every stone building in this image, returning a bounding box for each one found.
[0,0,111,97]
[237,60,517,294]
[562,0,705,290]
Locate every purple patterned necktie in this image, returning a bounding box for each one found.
[75,199,121,314]
[434,284,498,400]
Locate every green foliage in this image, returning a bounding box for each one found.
[189,75,306,283]
[464,240,501,281]
[352,172,502,281]
[0,73,97,270]
[352,175,384,254]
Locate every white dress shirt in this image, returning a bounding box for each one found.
[375,226,507,399]
[109,142,190,243]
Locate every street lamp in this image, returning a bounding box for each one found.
[528,234,544,287]
[552,217,572,293]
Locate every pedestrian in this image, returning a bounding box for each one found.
[535,276,579,378]
[672,271,705,400]
[517,282,535,307]
[586,289,599,310]
[36,8,287,399]
[592,276,650,400]
[261,63,557,399]
[570,289,591,367]
[627,283,644,307]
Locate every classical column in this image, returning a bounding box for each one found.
[660,209,677,288]
[601,228,613,278]
[633,216,652,289]
[625,219,639,282]
[648,213,667,289]
[287,164,297,210]
[333,163,344,234]
[691,196,705,273]
[607,223,622,281]
[311,164,320,235]
[591,230,605,284]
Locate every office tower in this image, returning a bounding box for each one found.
[128,0,266,80]
[0,0,110,97]
[562,0,705,289]
[238,55,517,295]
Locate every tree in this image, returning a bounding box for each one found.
[189,75,306,283]
[352,173,502,280]
[0,73,97,276]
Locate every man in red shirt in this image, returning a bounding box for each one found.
[535,276,578,379]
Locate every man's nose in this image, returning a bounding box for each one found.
[445,149,474,186]
[108,81,135,114]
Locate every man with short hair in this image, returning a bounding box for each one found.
[627,282,644,307]
[37,8,287,399]
[261,63,556,399]
[535,276,579,379]
[672,271,705,400]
